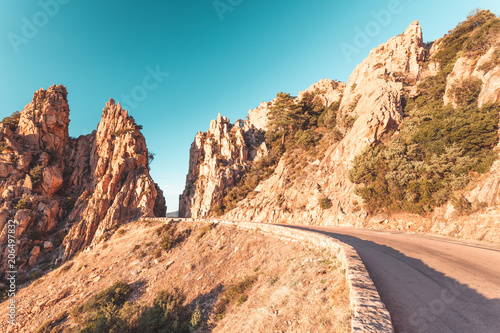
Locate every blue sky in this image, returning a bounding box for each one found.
[1,0,499,212]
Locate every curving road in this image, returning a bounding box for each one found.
[281,225,500,333]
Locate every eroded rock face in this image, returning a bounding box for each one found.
[0,85,166,273]
[16,85,70,154]
[62,99,164,259]
[297,79,346,107]
[181,19,500,242]
[179,114,266,218]
[180,79,345,219]
[224,21,427,225]
[444,46,500,107]
[246,102,272,131]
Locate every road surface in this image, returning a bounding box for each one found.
[284,225,500,333]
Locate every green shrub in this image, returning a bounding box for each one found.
[110,127,134,138]
[268,276,278,285]
[347,95,361,113]
[212,204,224,217]
[236,294,248,305]
[197,222,216,240]
[157,224,190,252]
[72,281,133,317]
[29,165,44,188]
[331,128,344,142]
[349,53,499,215]
[147,152,155,171]
[344,115,357,129]
[433,10,499,69]
[319,197,333,210]
[478,48,500,73]
[69,286,197,333]
[449,77,483,106]
[214,276,256,321]
[14,198,31,210]
[137,288,191,333]
[211,88,347,217]
[35,311,68,333]
[452,195,473,215]
[189,305,202,332]
[349,101,499,213]
[1,111,21,129]
[295,129,315,149]
[318,100,340,129]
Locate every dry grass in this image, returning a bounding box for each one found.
[0,220,351,333]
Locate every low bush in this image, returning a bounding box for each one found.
[319,197,333,210]
[478,48,500,73]
[137,288,192,333]
[35,311,68,333]
[110,127,134,138]
[197,222,216,240]
[29,165,44,188]
[14,198,31,210]
[433,10,499,69]
[349,103,499,213]
[72,281,133,316]
[452,195,473,216]
[449,77,483,107]
[349,42,499,215]
[157,224,190,252]
[213,276,256,321]
[1,111,21,129]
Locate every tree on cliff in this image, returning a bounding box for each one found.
[267,92,301,147]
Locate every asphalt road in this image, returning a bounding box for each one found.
[285,225,500,333]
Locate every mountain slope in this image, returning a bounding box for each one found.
[0,220,350,333]
[180,11,500,242]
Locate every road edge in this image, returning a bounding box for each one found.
[142,217,394,333]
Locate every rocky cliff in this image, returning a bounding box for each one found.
[179,79,345,218]
[180,11,500,242]
[0,85,165,277]
[178,113,266,218]
[225,20,427,225]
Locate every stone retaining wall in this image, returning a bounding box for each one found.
[140,217,394,333]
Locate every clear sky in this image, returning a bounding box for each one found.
[1,0,499,212]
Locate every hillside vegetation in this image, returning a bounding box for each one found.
[179,10,500,243]
[350,10,500,214]
[216,89,343,215]
[0,220,350,333]
[220,10,500,218]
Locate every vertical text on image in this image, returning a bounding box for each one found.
[5,220,17,325]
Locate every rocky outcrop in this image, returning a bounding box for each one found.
[179,78,345,219]
[0,85,165,274]
[182,17,500,243]
[61,99,164,259]
[16,85,70,155]
[225,21,427,225]
[246,101,272,131]
[444,46,500,107]
[297,79,346,107]
[179,113,266,218]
